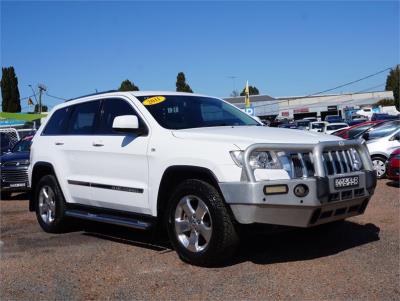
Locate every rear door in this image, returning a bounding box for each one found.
[60,100,102,205]
[85,97,150,214]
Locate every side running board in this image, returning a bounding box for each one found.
[65,209,152,230]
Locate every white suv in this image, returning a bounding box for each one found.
[29,91,377,265]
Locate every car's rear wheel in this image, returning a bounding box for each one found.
[372,156,387,179]
[166,179,239,266]
[35,175,69,233]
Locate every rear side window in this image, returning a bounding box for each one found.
[42,107,72,135]
[67,101,100,135]
[97,98,142,135]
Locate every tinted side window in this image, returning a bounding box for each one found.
[97,98,139,134]
[67,101,100,135]
[42,107,72,135]
[347,124,372,139]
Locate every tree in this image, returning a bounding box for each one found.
[34,104,48,113]
[118,79,139,91]
[1,66,21,112]
[376,98,394,107]
[176,72,193,93]
[240,85,259,96]
[385,65,399,110]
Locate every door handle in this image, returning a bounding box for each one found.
[92,142,104,147]
[55,142,64,146]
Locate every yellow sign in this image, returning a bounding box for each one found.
[143,96,166,106]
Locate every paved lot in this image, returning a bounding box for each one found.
[0,180,399,300]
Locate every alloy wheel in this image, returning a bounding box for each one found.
[372,159,386,178]
[174,195,212,253]
[38,185,56,225]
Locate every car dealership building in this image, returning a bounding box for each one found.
[224,91,394,121]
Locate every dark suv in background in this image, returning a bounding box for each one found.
[1,135,33,199]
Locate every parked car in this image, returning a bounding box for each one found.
[0,132,14,155]
[386,149,400,182]
[278,123,297,129]
[294,119,310,130]
[363,121,400,178]
[324,115,343,123]
[322,123,349,135]
[28,91,376,266]
[303,117,318,123]
[0,135,33,199]
[333,121,383,139]
[347,118,369,126]
[371,113,399,121]
[309,121,328,133]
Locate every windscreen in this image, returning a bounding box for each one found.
[311,123,325,129]
[327,124,347,131]
[367,121,400,140]
[136,95,259,130]
[12,139,32,152]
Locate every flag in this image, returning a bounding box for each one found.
[244,80,250,108]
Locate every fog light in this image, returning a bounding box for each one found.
[264,185,288,195]
[294,184,309,197]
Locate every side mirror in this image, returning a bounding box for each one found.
[318,129,322,132]
[389,133,400,141]
[112,115,140,133]
[362,132,369,141]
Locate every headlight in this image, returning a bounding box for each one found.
[230,150,283,169]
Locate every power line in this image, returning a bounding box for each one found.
[310,67,391,96]
[45,93,68,101]
[250,67,393,109]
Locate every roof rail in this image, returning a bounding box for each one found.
[66,90,119,102]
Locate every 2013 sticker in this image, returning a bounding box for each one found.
[143,96,166,106]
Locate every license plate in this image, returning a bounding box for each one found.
[9,183,26,188]
[334,176,359,189]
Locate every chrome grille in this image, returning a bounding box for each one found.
[289,152,315,178]
[1,169,29,183]
[322,149,361,175]
[287,148,362,178]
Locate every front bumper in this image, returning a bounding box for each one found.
[219,140,377,228]
[1,166,30,193]
[220,170,376,227]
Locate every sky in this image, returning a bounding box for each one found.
[1,1,399,111]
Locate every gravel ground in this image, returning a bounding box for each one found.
[0,180,399,300]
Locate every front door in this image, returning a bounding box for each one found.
[87,97,150,215]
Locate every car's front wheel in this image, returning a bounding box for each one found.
[166,179,239,266]
[372,156,387,179]
[35,174,69,233]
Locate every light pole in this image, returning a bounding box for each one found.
[28,84,38,107]
[37,84,47,114]
[227,76,238,96]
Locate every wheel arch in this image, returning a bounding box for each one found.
[156,165,223,218]
[29,162,56,211]
[371,153,388,160]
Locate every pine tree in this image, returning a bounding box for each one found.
[176,72,193,93]
[385,65,399,110]
[1,67,21,112]
[240,85,259,96]
[34,104,48,113]
[118,79,139,91]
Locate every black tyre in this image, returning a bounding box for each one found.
[34,174,69,233]
[166,179,239,266]
[371,156,387,179]
[1,191,11,200]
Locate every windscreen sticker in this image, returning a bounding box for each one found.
[143,96,166,106]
